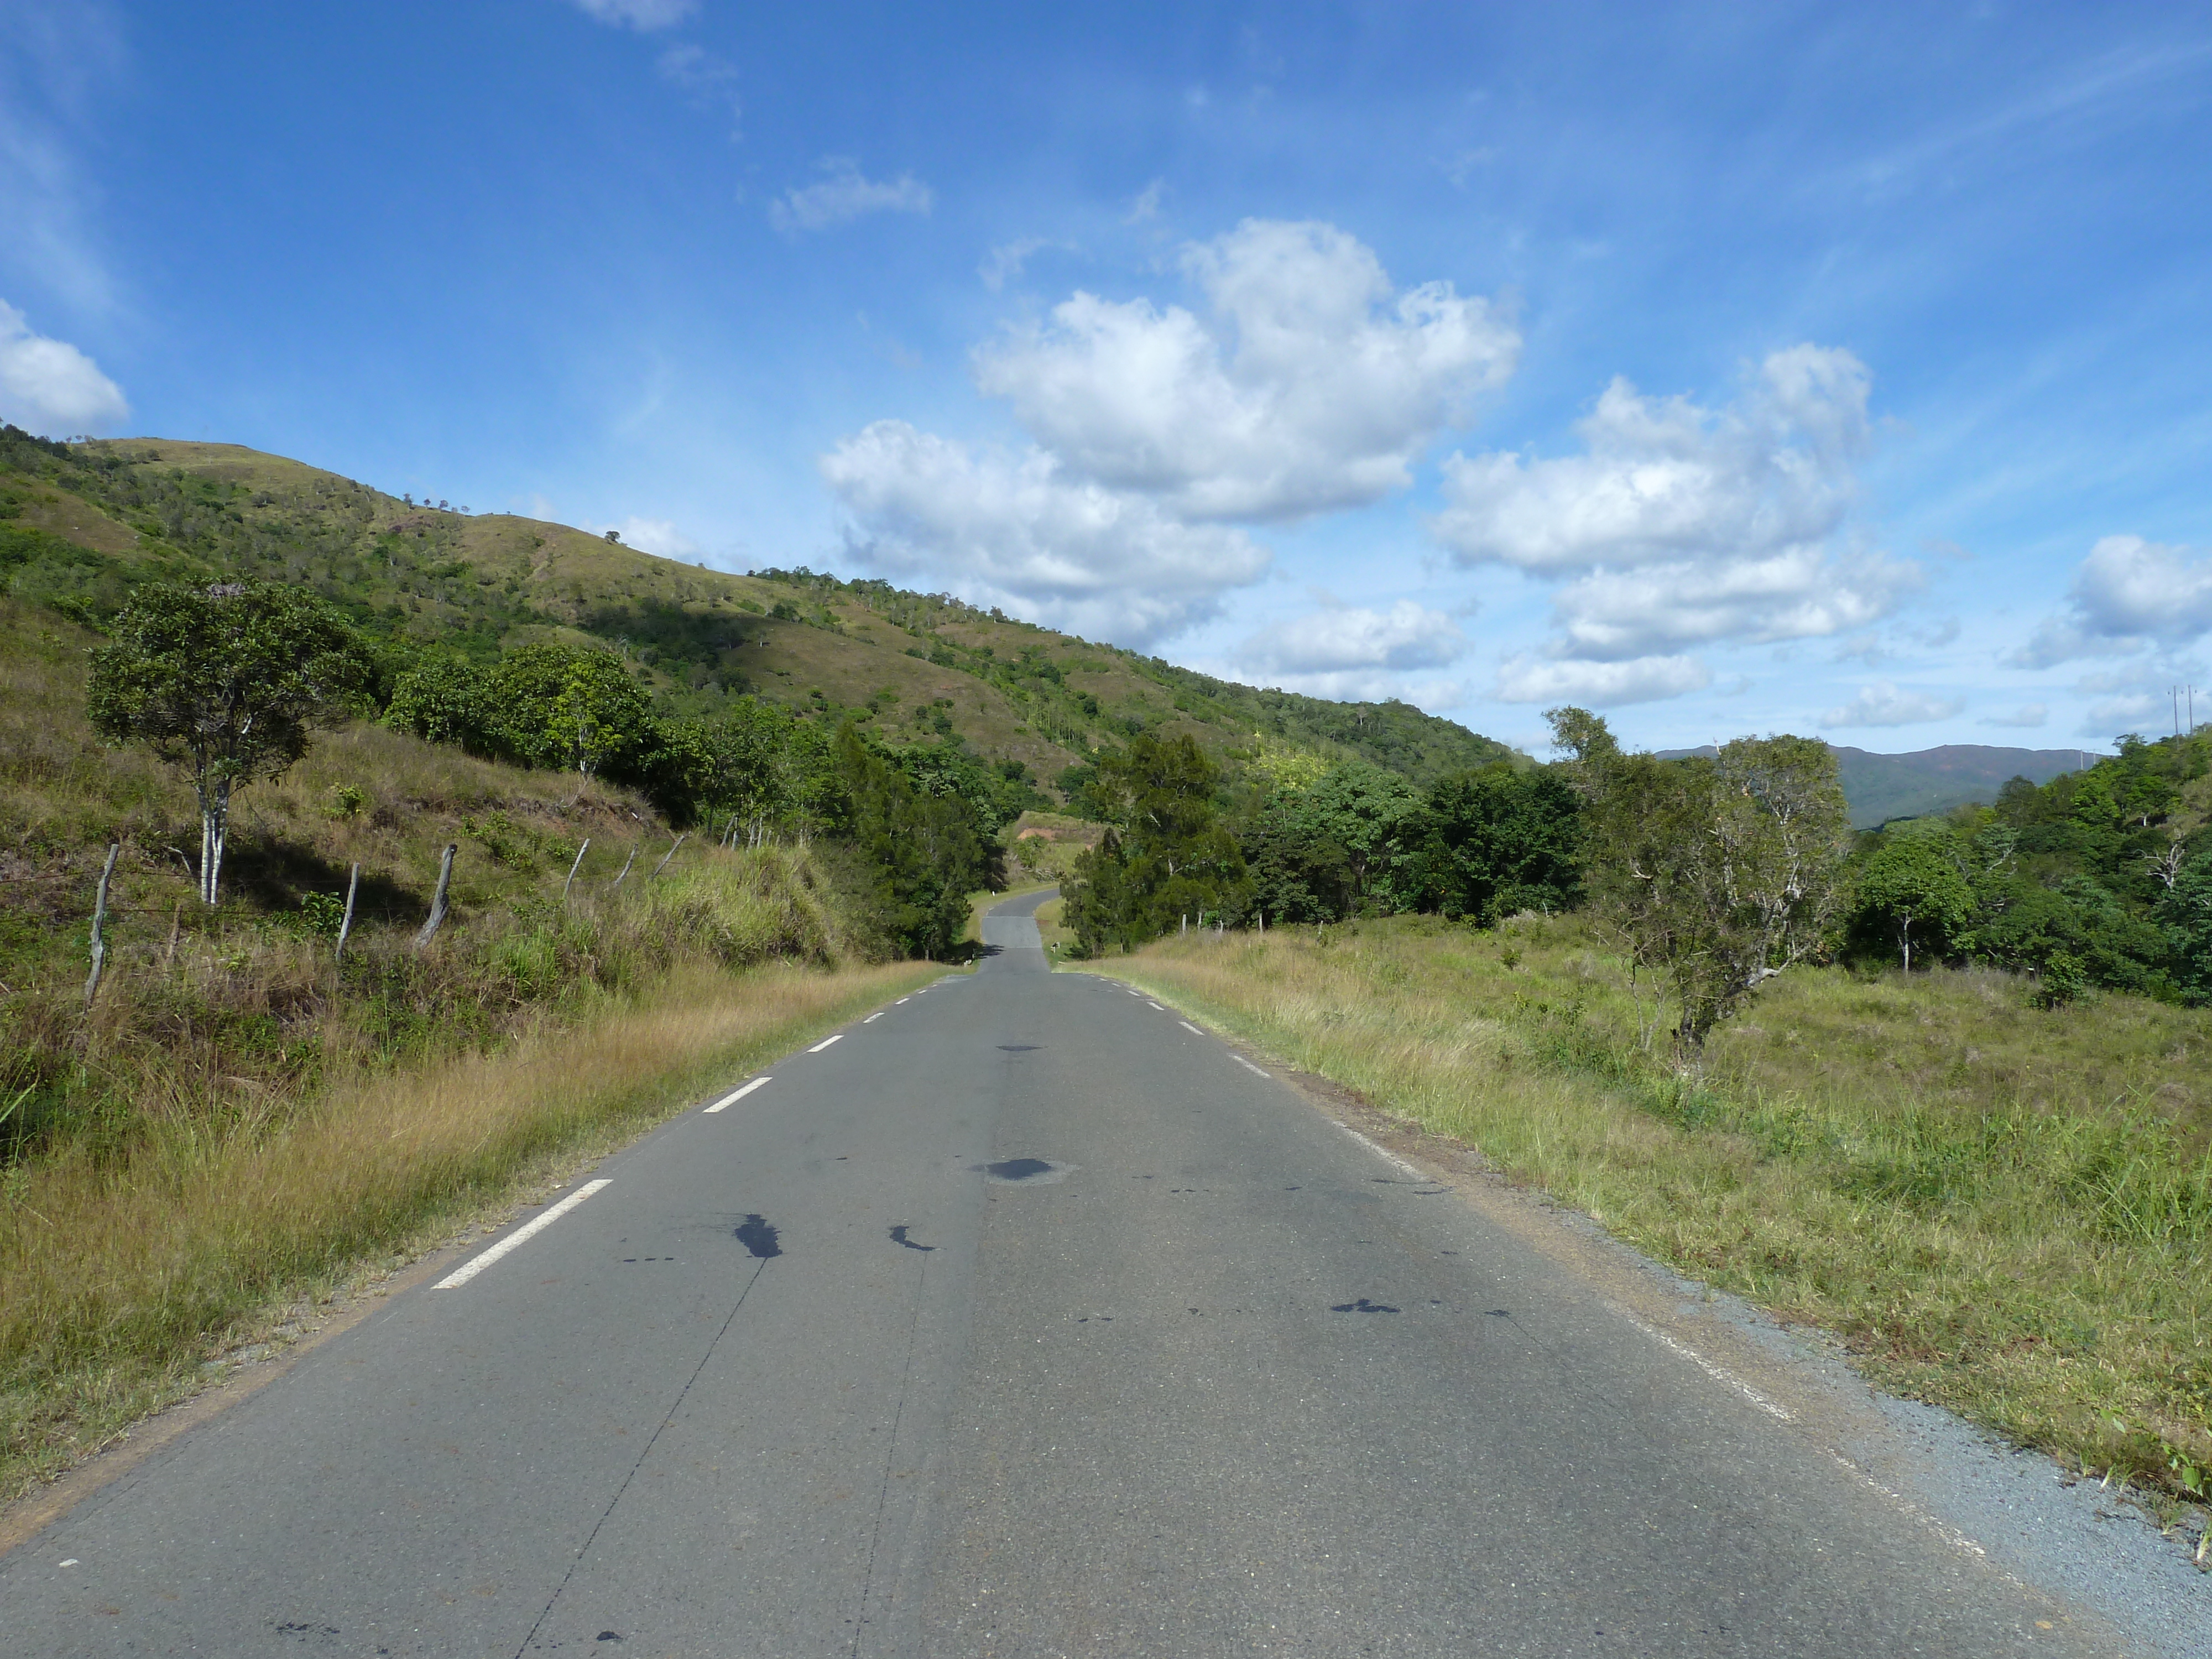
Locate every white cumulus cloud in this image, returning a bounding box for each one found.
[2010,535,2212,668]
[1434,346,1914,682]
[770,158,932,234]
[1234,599,1470,703]
[1495,654,1712,706]
[570,0,696,28]
[593,517,700,560]
[818,420,1267,645]
[974,219,1517,524]
[0,299,127,435]
[1822,681,1964,728]
[823,220,1516,650]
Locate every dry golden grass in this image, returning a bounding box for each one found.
[0,955,935,1499]
[1094,915,2212,1504]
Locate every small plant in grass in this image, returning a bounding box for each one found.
[324,782,367,818]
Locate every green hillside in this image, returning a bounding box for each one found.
[0,429,1512,796]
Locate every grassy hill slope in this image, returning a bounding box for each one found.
[1,432,1514,796]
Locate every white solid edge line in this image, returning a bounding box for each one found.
[808,1034,844,1053]
[1237,1058,1269,1077]
[896,997,910,1004]
[1178,1020,1202,1034]
[1334,1121,1428,1182]
[863,1011,884,1022]
[435,1180,610,1289]
[704,1076,771,1114]
[1610,1306,1793,1422]
[1147,1001,1165,1010]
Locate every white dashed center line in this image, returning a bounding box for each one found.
[808,1034,844,1053]
[704,1076,770,1114]
[1178,1020,1202,1034]
[434,1180,610,1289]
[864,1011,884,1022]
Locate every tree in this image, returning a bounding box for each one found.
[382,655,498,754]
[1550,708,1850,1046]
[88,581,370,904]
[2159,852,2212,1003]
[1410,764,1583,924]
[1854,828,1975,972]
[487,644,654,780]
[1063,733,1248,949]
[660,700,795,846]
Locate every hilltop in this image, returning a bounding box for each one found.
[1661,741,2092,828]
[0,430,1513,796]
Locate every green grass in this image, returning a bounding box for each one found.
[1086,913,2212,1505]
[0,593,937,1497]
[0,954,938,1500]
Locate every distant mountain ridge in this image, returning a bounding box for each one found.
[1661,742,2091,828]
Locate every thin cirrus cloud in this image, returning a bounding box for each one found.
[823,219,1517,647]
[1433,346,1919,703]
[0,299,128,435]
[770,159,933,235]
[2008,535,2212,668]
[568,0,697,29]
[1979,703,2049,728]
[1822,681,1965,728]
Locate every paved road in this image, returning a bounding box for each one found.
[1,891,2111,1656]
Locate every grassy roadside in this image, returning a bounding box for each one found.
[1,953,936,1500]
[1084,914,2212,1510]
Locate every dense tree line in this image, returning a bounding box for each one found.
[1061,734,1583,955]
[1846,732,2212,1003]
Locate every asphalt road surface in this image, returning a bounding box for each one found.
[0,891,2117,1656]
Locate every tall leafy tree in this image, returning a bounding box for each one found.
[1410,764,1583,924]
[1551,708,1850,1046]
[87,581,371,904]
[1853,827,1975,971]
[488,644,655,780]
[1065,733,1248,950]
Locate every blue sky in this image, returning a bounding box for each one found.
[3,2,2208,755]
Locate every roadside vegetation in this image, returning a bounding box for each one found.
[1101,920,2212,1509]
[1072,708,2212,1511]
[0,590,943,1499]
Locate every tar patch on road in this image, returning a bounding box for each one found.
[998,1043,1040,1051]
[889,1225,935,1251]
[1332,1297,1400,1313]
[982,1157,1064,1183]
[734,1215,782,1259]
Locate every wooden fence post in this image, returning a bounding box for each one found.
[335,863,359,963]
[610,844,638,889]
[84,843,120,1005]
[650,833,688,880]
[413,844,456,951]
[563,838,591,901]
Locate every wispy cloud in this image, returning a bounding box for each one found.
[658,44,742,135]
[569,0,697,30]
[0,3,128,316]
[979,237,1072,293]
[770,159,933,234]
[1822,681,1963,728]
